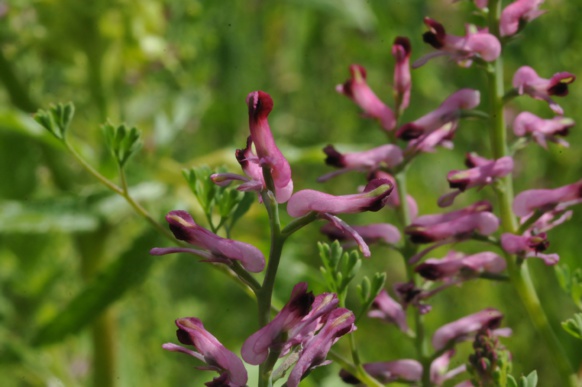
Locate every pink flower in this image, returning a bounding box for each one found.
[286,308,355,387]
[512,111,574,148]
[512,66,576,115]
[318,144,403,182]
[150,210,265,273]
[438,154,514,207]
[246,91,293,203]
[369,171,419,219]
[500,0,545,37]
[162,317,248,387]
[368,290,409,332]
[392,36,412,113]
[432,309,503,351]
[405,201,499,244]
[321,222,401,246]
[241,282,338,365]
[415,251,506,281]
[512,179,582,217]
[287,178,393,217]
[500,232,559,265]
[406,122,457,154]
[396,89,480,140]
[414,18,501,68]
[336,64,396,131]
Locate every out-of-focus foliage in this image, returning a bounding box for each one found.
[1,0,581,386]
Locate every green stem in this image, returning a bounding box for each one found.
[487,1,575,384]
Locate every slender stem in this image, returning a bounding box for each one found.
[487,1,575,384]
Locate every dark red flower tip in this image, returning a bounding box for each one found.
[396,123,424,140]
[176,328,194,346]
[349,64,367,79]
[235,136,253,168]
[422,17,446,49]
[415,263,443,280]
[323,145,346,167]
[448,177,470,191]
[247,91,273,122]
[361,178,394,212]
[393,36,412,57]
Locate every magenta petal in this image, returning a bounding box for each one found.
[368,290,409,332]
[287,178,393,217]
[513,179,582,217]
[392,36,412,112]
[500,0,545,37]
[432,309,503,351]
[512,112,574,149]
[512,66,575,115]
[340,359,422,384]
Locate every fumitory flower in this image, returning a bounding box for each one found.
[150,210,265,273]
[321,222,402,247]
[318,144,403,182]
[392,36,412,114]
[500,0,545,37]
[406,121,457,155]
[512,111,574,148]
[415,251,506,281]
[414,17,501,68]
[432,308,506,351]
[438,154,514,207]
[368,289,409,332]
[162,317,248,387]
[336,64,396,131]
[396,89,480,140]
[500,232,559,265]
[405,201,499,244]
[512,178,582,217]
[286,308,355,387]
[512,66,576,115]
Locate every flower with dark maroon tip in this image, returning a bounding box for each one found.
[321,222,401,247]
[287,178,393,218]
[438,154,513,207]
[241,282,338,365]
[414,18,501,68]
[162,317,248,387]
[396,89,480,140]
[513,111,574,148]
[336,64,396,131]
[246,91,293,203]
[512,179,582,217]
[405,201,499,244]
[500,0,545,37]
[512,66,576,115]
[406,121,457,154]
[286,308,355,387]
[432,309,504,351]
[318,144,403,182]
[368,290,409,332]
[415,251,506,281]
[500,232,558,265]
[392,36,412,114]
[150,210,265,273]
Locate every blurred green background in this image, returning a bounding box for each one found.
[1,0,581,385]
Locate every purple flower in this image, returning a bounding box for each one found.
[405,201,499,244]
[394,281,431,314]
[500,0,545,37]
[150,210,265,273]
[162,317,248,387]
[246,91,293,203]
[287,178,393,218]
[406,122,457,154]
[321,222,401,247]
[415,251,506,281]
[512,66,576,115]
[432,309,504,351]
[512,179,582,217]
[396,89,480,140]
[241,282,338,365]
[340,360,422,384]
[414,18,501,68]
[318,144,403,182]
[368,290,409,332]
[286,308,355,387]
[369,171,419,219]
[500,232,559,265]
[438,154,514,207]
[512,111,574,148]
[392,36,412,113]
[336,64,396,131]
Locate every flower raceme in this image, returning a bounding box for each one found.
[512,66,576,115]
[396,89,480,140]
[162,317,248,387]
[150,210,265,273]
[405,201,499,244]
[512,111,574,148]
[500,0,545,37]
[336,64,396,131]
[414,17,501,68]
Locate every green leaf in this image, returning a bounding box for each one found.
[507,375,518,387]
[31,230,160,346]
[228,191,254,230]
[102,122,142,167]
[523,371,538,387]
[183,166,219,214]
[561,313,582,340]
[34,102,75,141]
[555,264,571,294]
